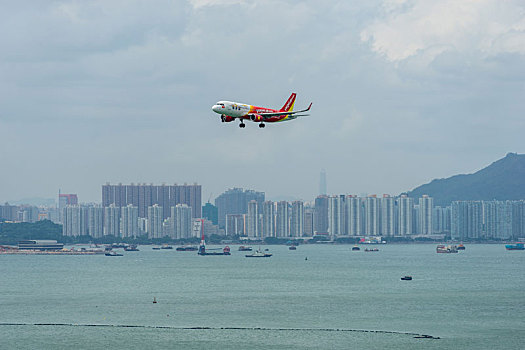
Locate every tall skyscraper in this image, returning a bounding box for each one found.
[304,206,315,236]
[276,201,289,237]
[290,201,304,237]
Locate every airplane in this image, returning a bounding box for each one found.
[211,93,312,128]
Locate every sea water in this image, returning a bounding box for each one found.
[1,244,524,349]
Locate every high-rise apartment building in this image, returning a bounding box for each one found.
[262,201,275,238]
[147,204,163,239]
[104,204,121,237]
[87,206,104,238]
[451,201,482,240]
[364,195,379,236]
[246,200,259,237]
[380,195,395,236]
[418,195,433,235]
[121,204,139,238]
[226,214,245,235]
[398,195,413,236]
[314,195,329,233]
[102,183,201,219]
[172,204,192,239]
[276,201,289,237]
[290,201,304,237]
[345,195,362,236]
[304,206,314,236]
[202,203,218,225]
[58,193,78,223]
[328,195,344,237]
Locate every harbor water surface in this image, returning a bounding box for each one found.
[1,244,524,349]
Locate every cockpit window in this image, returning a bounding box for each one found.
[217,103,225,106]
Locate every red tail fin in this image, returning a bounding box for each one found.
[281,93,296,112]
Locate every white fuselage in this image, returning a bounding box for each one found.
[212,101,251,118]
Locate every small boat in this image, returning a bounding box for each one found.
[436,245,458,253]
[152,246,161,250]
[124,244,139,251]
[352,245,360,251]
[245,249,272,258]
[289,245,297,250]
[105,251,123,256]
[365,248,379,252]
[238,246,252,251]
[176,245,198,251]
[457,244,466,250]
[161,244,173,250]
[401,276,412,281]
[153,297,157,304]
[505,243,524,250]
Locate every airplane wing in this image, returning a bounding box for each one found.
[251,103,312,118]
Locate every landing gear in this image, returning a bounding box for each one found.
[259,123,265,128]
[239,123,246,128]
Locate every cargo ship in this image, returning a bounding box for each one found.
[245,249,272,258]
[176,245,198,251]
[238,246,252,251]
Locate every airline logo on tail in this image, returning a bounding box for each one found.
[211,93,311,129]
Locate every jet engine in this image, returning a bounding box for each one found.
[221,116,235,122]
[250,114,263,122]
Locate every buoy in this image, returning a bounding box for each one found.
[153,297,157,304]
[305,257,308,260]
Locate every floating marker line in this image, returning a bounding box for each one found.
[0,323,440,339]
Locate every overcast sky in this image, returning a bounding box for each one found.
[1,0,524,204]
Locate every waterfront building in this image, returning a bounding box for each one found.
[380,195,394,236]
[172,204,193,239]
[104,204,121,237]
[398,195,414,236]
[345,196,362,236]
[276,201,289,237]
[418,195,433,235]
[290,201,304,237]
[121,204,138,238]
[262,201,275,238]
[147,204,164,239]
[364,195,379,236]
[314,195,329,233]
[246,200,259,237]
[87,206,104,238]
[328,195,344,237]
[451,201,483,240]
[304,206,315,236]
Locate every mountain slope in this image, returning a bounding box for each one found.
[407,153,525,206]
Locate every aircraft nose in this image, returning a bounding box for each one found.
[212,105,220,113]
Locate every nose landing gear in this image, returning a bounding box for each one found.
[239,123,246,128]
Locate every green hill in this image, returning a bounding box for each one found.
[407,153,525,206]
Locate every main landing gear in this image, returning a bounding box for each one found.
[259,123,265,128]
[239,123,245,128]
